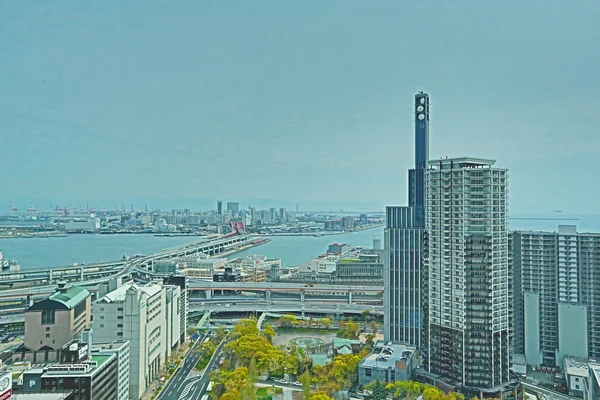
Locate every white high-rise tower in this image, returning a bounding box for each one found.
[424,157,512,394]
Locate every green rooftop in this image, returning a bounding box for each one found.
[49,286,90,309]
[91,354,112,370]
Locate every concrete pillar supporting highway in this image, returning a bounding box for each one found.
[48,270,53,283]
[205,290,212,300]
[348,291,353,305]
[300,290,305,302]
[266,290,271,300]
[80,268,84,282]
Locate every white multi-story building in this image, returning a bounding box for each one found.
[64,216,101,232]
[424,157,512,395]
[511,226,600,367]
[92,341,130,400]
[92,281,183,399]
[177,256,227,279]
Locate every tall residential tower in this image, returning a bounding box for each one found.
[511,226,600,367]
[424,157,512,395]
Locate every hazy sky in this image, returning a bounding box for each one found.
[1,1,599,214]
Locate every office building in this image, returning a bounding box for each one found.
[15,283,91,364]
[384,92,429,347]
[384,206,424,347]
[164,275,188,344]
[92,281,183,399]
[279,208,287,222]
[511,226,600,367]
[217,200,222,215]
[91,341,130,400]
[424,157,512,395]
[20,340,118,400]
[227,202,239,215]
[408,91,430,227]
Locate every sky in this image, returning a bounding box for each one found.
[1,1,599,214]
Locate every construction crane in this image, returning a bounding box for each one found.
[26,204,38,214]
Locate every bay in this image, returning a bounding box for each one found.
[0,228,385,270]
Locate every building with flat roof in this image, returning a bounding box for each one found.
[424,157,513,395]
[327,243,347,255]
[586,363,600,400]
[564,357,589,398]
[15,283,91,364]
[511,226,600,367]
[358,341,417,386]
[92,281,183,399]
[91,341,130,400]
[385,206,424,348]
[12,393,75,399]
[20,340,117,400]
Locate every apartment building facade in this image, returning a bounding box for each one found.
[424,157,512,395]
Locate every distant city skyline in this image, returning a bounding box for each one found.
[2,1,599,215]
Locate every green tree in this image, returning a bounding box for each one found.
[278,314,298,328]
[362,309,371,322]
[365,333,376,347]
[309,395,333,400]
[300,368,312,400]
[369,379,387,400]
[261,324,275,342]
[319,317,333,328]
[370,320,378,335]
[346,321,360,339]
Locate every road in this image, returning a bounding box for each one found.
[523,382,576,400]
[159,333,228,400]
[158,333,205,400]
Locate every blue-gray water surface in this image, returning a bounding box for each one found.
[1,213,599,270]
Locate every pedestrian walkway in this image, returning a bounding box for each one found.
[283,387,294,400]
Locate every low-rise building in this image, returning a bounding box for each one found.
[586,362,600,400]
[64,217,100,232]
[565,357,589,397]
[328,243,347,255]
[15,283,91,364]
[21,340,118,400]
[358,341,417,387]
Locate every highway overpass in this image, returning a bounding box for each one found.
[0,234,265,289]
[189,300,383,316]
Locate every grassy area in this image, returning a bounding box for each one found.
[256,386,283,400]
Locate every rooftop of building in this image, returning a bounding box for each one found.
[590,363,600,388]
[96,281,162,303]
[564,356,589,378]
[12,393,74,399]
[43,354,113,377]
[333,338,362,348]
[329,243,347,247]
[359,341,416,370]
[28,284,90,311]
[91,341,129,352]
[427,157,497,168]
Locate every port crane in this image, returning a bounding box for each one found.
[7,202,19,213]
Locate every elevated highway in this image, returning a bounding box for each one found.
[0,234,265,287]
[189,300,383,316]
